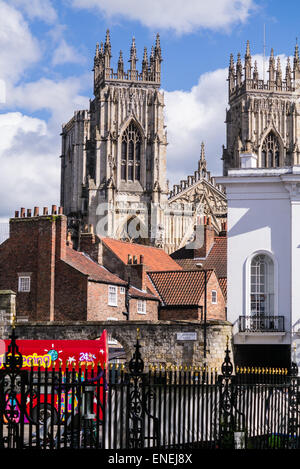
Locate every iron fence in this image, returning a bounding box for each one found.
[239,315,285,332]
[0,328,300,450]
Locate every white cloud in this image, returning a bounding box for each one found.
[164,67,227,184]
[71,0,255,34]
[7,75,90,128]
[164,52,289,186]
[0,112,60,220]
[10,0,57,24]
[0,1,40,86]
[52,39,87,66]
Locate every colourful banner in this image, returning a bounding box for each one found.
[0,330,108,371]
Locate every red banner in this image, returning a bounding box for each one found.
[0,330,108,371]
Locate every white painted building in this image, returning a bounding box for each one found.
[218,165,300,367]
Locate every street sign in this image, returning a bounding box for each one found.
[176,332,197,341]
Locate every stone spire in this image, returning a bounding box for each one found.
[117,50,124,78]
[154,33,162,80]
[154,33,162,60]
[244,40,252,80]
[253,60,259,81]
[236,53,243,87]
[294,40,300,80]
[142,47,148,80]
[268,48,275,84]
[286,56,292,89]
[276,56,282,87]
[104,29,111,69]
[129,36,137,70]
[228,53,235,92]
[198,141,207,172]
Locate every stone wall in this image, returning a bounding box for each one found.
[10,320,233,371]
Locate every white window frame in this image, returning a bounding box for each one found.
[18,276,31,293]
[108,285,118,307]
[137,300,146,315]
[120,286,125,294]
[245,250,278,317]
[211,290,217,304]
[107,318,118,344]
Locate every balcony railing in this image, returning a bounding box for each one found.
[239,315,285,333]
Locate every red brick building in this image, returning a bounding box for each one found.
[148,269,226,321]
[170,217,227,301]
[0,207,159,322]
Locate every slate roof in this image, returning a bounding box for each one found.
[148,270,213,306]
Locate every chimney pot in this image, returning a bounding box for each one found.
[52,205,57,215]
[20,208,25,218]
[140,255,144,264]
[128,254,132,264]
[34,207,39,217]
[133,255,138,264]
[15,211,19,218]
[27,209,31,217]
[43,207,48,215]
[58,206,63,215]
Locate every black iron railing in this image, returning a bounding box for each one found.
[239,315,285,333]
[1,328,300,450]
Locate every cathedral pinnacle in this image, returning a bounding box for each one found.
[229,54,235,73]
[129,36,138,71]
[244,40,252,79]
[268,48,275,82]
[294,40,300,73]
[236,53,243,86]
[253,60,259,81]
[155,33,162,60]
[104,29,111,56]
[117,50,124,77]
[245,40,251,58]
[198,142,207,172]
[276,56,282,85]
[142,47,148,79]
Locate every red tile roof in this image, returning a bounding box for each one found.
[171,236,227,279]
[218,277,227,300]
[64,247,127,285]
[102,238,182,294]
[102,238,182,272]
[148,270,213,306]
[129,286,159,301]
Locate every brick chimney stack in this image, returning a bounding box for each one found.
[194,216,215,259]
[126,254,147,291]
[8,206,68,321]
[79,226,103,264]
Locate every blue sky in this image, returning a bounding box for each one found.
[0,0,300,222]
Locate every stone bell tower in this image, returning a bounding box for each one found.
[223,41,300,174]
[60,31,168,246]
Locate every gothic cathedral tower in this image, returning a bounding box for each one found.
[223,41,300,174]
[60,31,168,245]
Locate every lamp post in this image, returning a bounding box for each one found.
[197,263,207,363]
[203,269,207,362]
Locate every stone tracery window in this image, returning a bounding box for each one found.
[261,132,280,168]
[121,122,141,181]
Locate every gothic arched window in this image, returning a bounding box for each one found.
[121,122,141,182]
[250,254,274,315]
[261,132,280,168]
